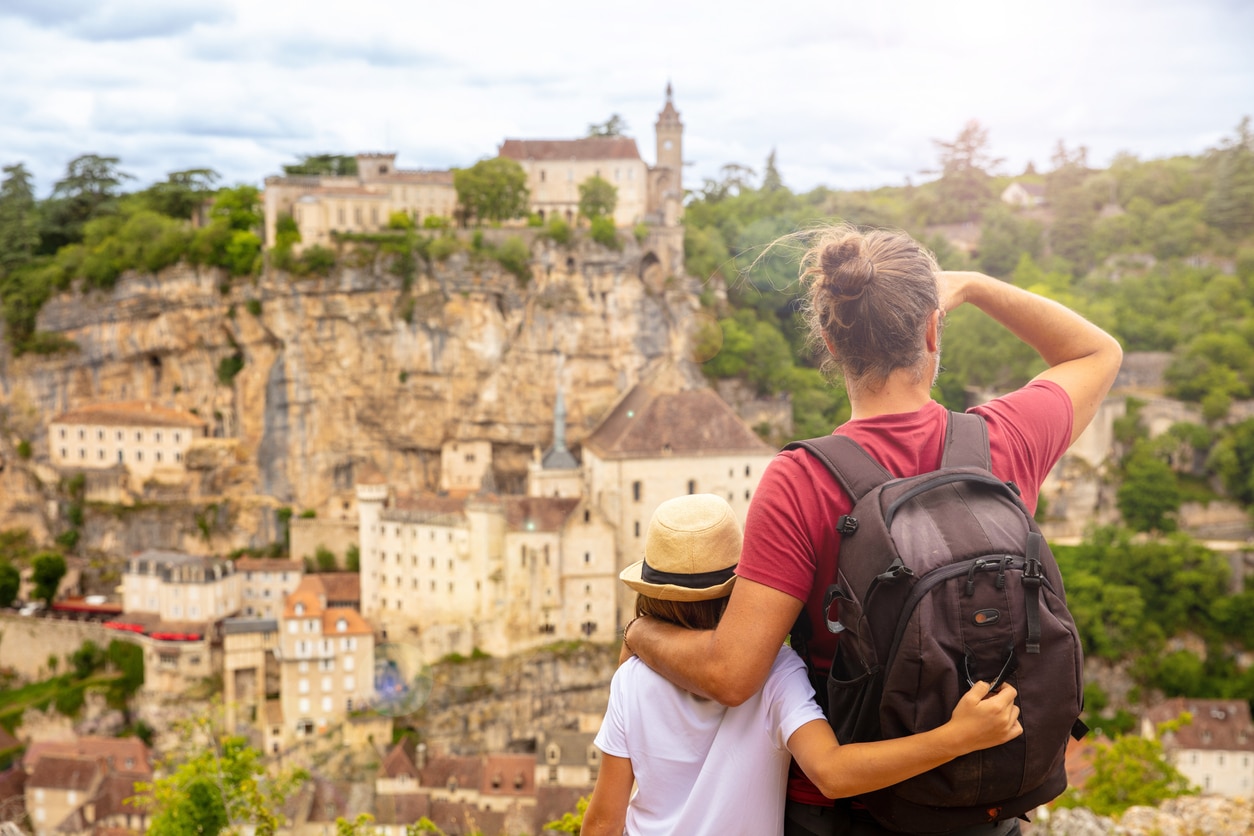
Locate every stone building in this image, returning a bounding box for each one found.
[261,153,456,251]
[117,549,241,693]
[47,401,206,488]
[1143,697,1254,797]
[498,84,684,230]
[580,381,776,627]
[22,737,151,836]
[276,576,375,744]
[236,557,303,619]
[357,373,774,655]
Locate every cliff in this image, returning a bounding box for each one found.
[0,233,703,554]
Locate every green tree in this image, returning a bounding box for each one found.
[0,163,40,272]
[453,158,529,225]
[761,149,784,192]
[1204,116,1254,238]
[140,169,220,220]
[139,718,307,836]
[929,120,1002,222]
[1209,418,1254,506]
[578,175,618,221]
[282,154,358,176]
[315,546,337,572]
[31,551,67,607]
[1116,443,1182,532]
[1056,718,1196,816]
[1046,141,1098,273]
[544,795,588,833]
[41,154,134,252]
[0,560,19,608]
[345,544,360,573]
[587,114,628,137]
[977,207,1042,278]
[69,639,106,679]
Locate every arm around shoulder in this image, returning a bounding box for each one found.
[627,578,803,706]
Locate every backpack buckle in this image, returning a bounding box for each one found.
[837,515,859,535]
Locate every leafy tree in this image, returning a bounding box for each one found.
[1056,718,1196,816]
[139,169,220,220]
[578,175,618,220]
[41,154,134,252]
[544,796,588,833]
[1204,116,1254,238]
[929,120,1002,222]
[589,215,619,250]
[315,546,337,572]
[1208,418,1254,506]
[453,158,529,225]
[31,551,67,606]
[69,639,106,679]
[0,163,40,272]
[761,149,784,192]
[1117,443,1182,532]
[977,207,1042,278]
[587,115,628,137]
[0,560,19,608]
[345,544,360,573]
[1046,141,1097,272]
[282,154,358,177]
[139,718,307,836]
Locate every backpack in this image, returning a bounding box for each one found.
[784,411,1088,834]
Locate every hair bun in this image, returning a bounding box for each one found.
[820,237,875,298]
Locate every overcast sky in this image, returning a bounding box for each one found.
[2,0,1251,200]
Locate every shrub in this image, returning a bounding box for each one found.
[589,215,620,250]
[429,235,462,262]
[245,298,262,316]
[494,235,532,283]
[216,353,245,385]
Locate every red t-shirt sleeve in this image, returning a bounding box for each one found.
[971,379,1074,514]
[736,450,836,603]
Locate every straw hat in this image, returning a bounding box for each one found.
[619,493,742,602]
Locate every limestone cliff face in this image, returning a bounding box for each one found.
[0,233,702,552]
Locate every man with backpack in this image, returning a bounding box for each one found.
[621,224,1122,835]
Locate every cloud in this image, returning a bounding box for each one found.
[2,0,232,41]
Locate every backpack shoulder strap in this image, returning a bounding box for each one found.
[941,410,992,470]
[783,434,892,502]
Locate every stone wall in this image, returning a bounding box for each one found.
[0,613,136,679]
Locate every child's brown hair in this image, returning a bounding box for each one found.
[635,593,729,631]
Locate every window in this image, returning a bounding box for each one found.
[745,465,752,477]
[321,696,333,712]
[78,429,85,440]
[298,698,310,714]
[584,552,591,564]
[174,432,181,443]
[687,479,696,494]
[155,431,162,442]
[97,429,104,440]
[321,676,332,692]
[135,431,143,442]
[155,451,162,462]
[79,448,86,459]
[136,450,143,462]
[632,481,642,501]
[60,448,67,458]
[299,678,309,694]
[344,676,355,691]
[117,430,123,441]
[59,429,66,439]
[634,521,641,537]
[288,621,298,634]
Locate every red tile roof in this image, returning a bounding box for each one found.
[1144,697,1254,751]
[26,756,102,792]
[498,137,642,163]
[23,738,151,776]
[235,558,302,573]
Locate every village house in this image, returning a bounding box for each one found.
[21,737,151,836]
[114,549,241,693]
[236,557,303,619]
[1000,180,1047,208]
[276,576,376,745]
[1143,697,1254,797]
[47,401,207,493]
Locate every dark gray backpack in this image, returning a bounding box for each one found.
[785,411,1087,834]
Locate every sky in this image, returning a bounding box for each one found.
[2,0,1252,200]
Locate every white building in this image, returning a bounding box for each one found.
[1143,697,1254,797]
[237,557,303,619]
[48,401,206,484]
[580,382,776,627]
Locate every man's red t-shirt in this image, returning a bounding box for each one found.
[735,381,1074,805]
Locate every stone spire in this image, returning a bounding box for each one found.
[542,355,579,470]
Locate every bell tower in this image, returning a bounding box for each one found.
[655,82,683,179]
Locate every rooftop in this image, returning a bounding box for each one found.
[498,136,642,163]
[583,384,774,459]
[50,401,206,429]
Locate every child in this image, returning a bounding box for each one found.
[582,493,1022,836]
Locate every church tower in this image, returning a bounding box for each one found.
[655,83,683,185]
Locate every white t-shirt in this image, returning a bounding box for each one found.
[594,644,825,836]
